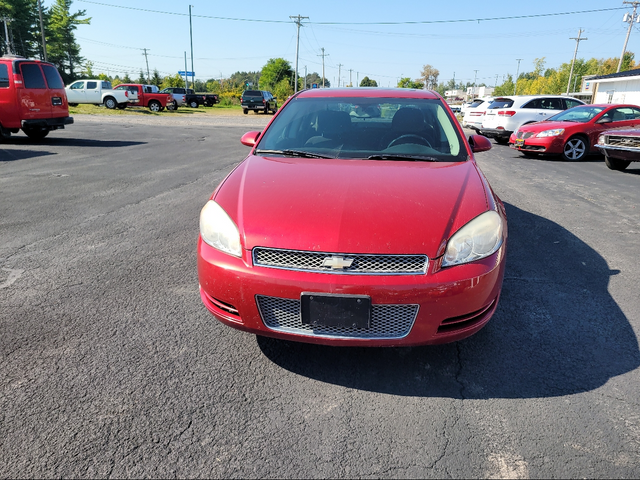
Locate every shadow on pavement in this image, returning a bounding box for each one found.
[257,203,639,399]
[0,149,57,162]
[0,137,145,148]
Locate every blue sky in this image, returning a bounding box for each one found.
[61,0,640,87]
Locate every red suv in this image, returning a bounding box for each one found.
[0,55,73,140]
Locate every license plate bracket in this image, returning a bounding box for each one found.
[301,293,371,329]
[515,138,525,147]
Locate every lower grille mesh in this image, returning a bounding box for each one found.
[256,295,418,339]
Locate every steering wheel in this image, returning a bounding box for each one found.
[387,134,431,149]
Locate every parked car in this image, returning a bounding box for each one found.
[510,104,640,161]
[114,83,176,112]
[197,88,507,347]
[0,55,73,140]
[160,87,204,108]
[462,98,494,132]
[480,95,585,144]
[596,127,640,171]
[65,79,132,109]
[241,90,277,114]
[200,93,219,107]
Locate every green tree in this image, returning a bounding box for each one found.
[0,0,42,58]
[259,58,293,91]
[397,77,423,89]
[121,72,131,83]
[160,73,184,89]
[136,69,146,84]
[360,76,377,87]
[46,0,90,83]
[273,78,293,102]
[149,69,163,87]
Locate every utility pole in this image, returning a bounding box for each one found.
[617,1,640,72]
[514,59,522,95]
[337,63,343,87]
[304,65,307,90]
[142,48,151,83]
[357,72,359,87]
[494,74,499,88]
[349,69,352,87]
[290,14,308,92]
[37,0,46,61]
[567,29,587,94]
[1,17,12,55]
[318,48,328,88]
[189,5,195,89]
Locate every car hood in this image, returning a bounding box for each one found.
[213,155,491,258]
[517,120,586,132]
[601,127,640,136]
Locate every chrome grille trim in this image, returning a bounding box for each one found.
[607,135,640,149]
[252,247,428,275]
[256,295,418,339]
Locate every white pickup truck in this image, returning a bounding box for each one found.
[65,79,136,109]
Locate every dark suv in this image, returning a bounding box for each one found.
[0,55,73,140]
[241,90,277,114]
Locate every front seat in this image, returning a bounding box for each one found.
[305,110,352,146]
[383,107,434,148]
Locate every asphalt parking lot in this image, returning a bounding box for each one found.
[1,115,640,478]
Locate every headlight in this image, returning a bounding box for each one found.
[442,211,504,267]
[536,128,565,138]
[597,134,606,145]
[199,200,242,257]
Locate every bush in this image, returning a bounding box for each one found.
[219,93,240,106]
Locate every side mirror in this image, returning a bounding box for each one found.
[468,134,492,153]
[240,131,261,147]
[596,117,613,124]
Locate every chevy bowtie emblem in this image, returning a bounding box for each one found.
[322,256,354,270]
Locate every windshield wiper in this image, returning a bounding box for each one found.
[367,154,441,162]
[255,149,334,159]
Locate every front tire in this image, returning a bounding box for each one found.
[604,153,631,171]
[189,100,199,108]
[22,127,49,140]
[104,97,117,109]
[562,136,588,161]
[149,100,161,112]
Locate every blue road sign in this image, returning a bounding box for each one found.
[178,71,195,76]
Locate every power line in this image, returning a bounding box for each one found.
[76,1,625,26]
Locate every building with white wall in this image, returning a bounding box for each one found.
[582,69,640,104]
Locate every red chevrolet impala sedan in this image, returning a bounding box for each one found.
[197,88,508,346]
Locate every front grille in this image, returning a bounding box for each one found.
[516,131,535,140]
[256,295,418,339]
[607,135,640,149]
[253,248,428,275]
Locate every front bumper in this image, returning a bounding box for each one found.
[22,116,73,130]
[197,239,507,347]
[596,144,640,162]
[511,135,563,154]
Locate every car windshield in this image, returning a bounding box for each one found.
[255,97,468,162]
[547,106,606,123]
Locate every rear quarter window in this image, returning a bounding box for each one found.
[0,64,9,88]
[86,81,97,89]
[21,63,46,89]
[41,65,64,89]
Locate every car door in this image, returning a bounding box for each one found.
[18,62,50,122]
[84,81,100,103]
[592,106,640,145]
[41,64,67,118]
[66,80,86,103]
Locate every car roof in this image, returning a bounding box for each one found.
[295,88,441,100]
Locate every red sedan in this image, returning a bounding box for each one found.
[510,104,640,161]
[198,88,507,346]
